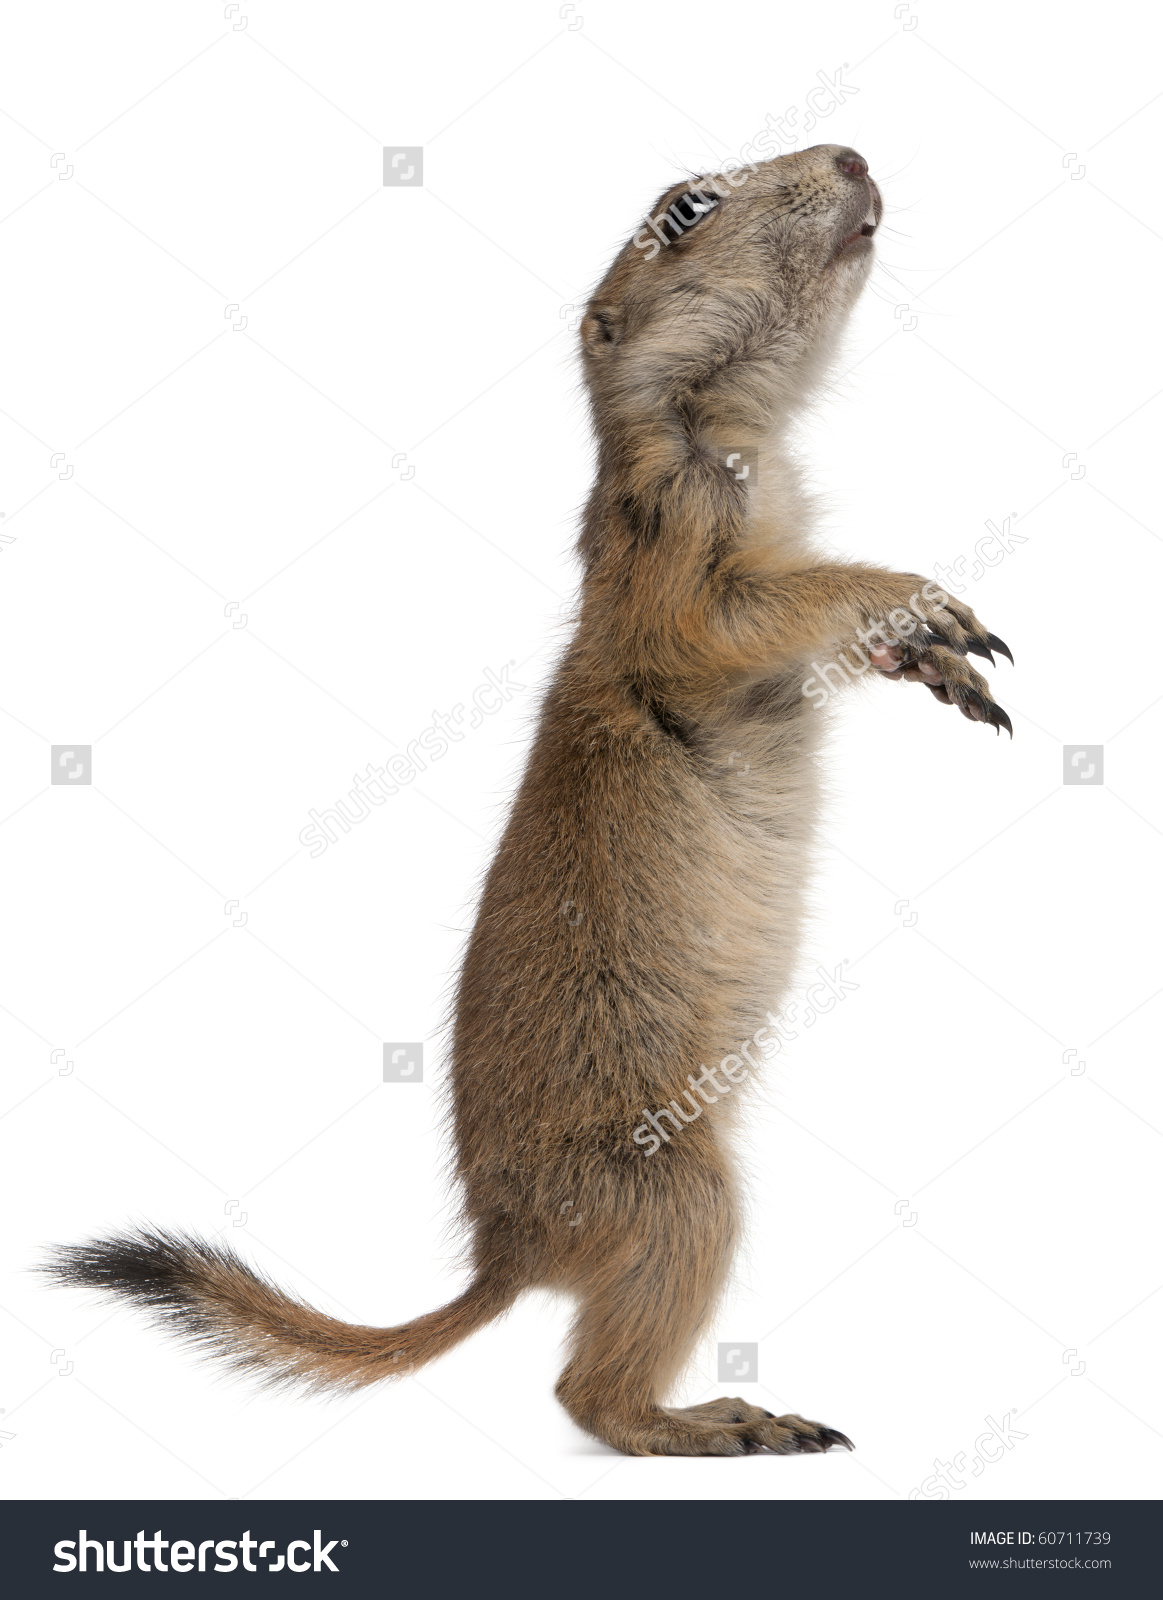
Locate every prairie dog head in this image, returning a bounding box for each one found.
[582,145,882,440]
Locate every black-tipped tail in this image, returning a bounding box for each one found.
[44,1227,516,1394]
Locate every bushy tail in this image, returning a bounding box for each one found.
[44,1227,519,1394]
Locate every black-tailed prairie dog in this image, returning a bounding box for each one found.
[49,145,1011,1456]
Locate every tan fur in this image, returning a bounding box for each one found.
[48,146,1011,1456]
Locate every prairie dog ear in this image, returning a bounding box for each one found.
[581,306,623,353]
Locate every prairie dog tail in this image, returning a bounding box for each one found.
[45,1228,520,1393]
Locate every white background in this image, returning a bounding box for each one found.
[1,0,1160,1503]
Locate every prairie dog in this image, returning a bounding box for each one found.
[48,145,1011,1457]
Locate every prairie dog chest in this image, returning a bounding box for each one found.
[696,710,822,849]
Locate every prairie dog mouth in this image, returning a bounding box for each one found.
[835,189,881,257]
[836,219,877,254]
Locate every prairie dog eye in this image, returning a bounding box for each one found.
[669,191,719,231]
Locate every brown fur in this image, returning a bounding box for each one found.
[46,146,1012,1456]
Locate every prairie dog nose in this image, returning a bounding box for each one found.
[835,151,869,178]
